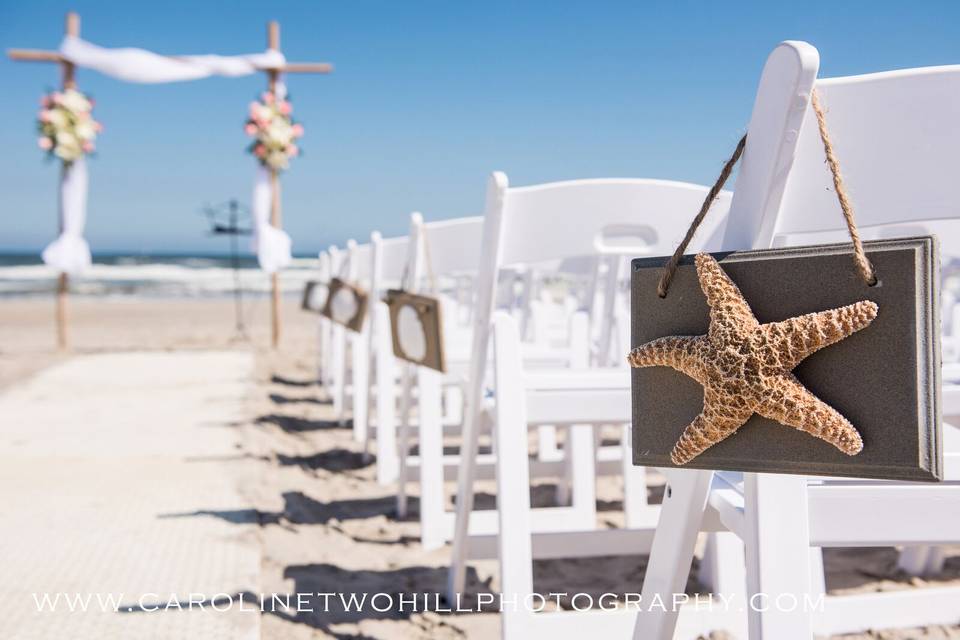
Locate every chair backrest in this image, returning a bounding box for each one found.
[328,244,343,276]
[318,249,331,281]
[497,177,733,266]
[346,240,373,284]
[369,231,408,295]
[405,212,484,293]
[770,61,960,251]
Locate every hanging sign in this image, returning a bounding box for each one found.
[630,236,942,482]
[301,280,327,313]
[321,277,369,332]
[384,289,446,372]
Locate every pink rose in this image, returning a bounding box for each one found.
[82,141,94,153]
[38,137,53,150]
[291,123,304,137]
[254,144,266,158]
[51,92,63,105]
[39,110,52,123]
[287,144,299,157]
[40,96,52,108]
[278,101,292,115]
[244,123,258,136]
[261,92,274,105]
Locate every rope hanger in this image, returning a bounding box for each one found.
[657,89,878,298]
[400,229,439,295]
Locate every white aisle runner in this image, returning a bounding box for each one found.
[0,351,260,639]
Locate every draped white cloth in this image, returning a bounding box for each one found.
[250,166,292,274]
[41,37,292,274]
[58,36,285,83]
[42,158,91,274]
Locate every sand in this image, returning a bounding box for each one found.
[2,296,959,639]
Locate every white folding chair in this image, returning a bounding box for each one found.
[315,249,333,385]
[328,240,372,423]
[352,230,408,451]
[634,40,960,640]
[445,173,734,614]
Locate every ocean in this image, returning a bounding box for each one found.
[0,252,320,298]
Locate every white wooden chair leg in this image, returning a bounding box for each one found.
[374,304,398,485]
[897,546,947,577]
[700,532,746,598]
[622,423,657,529]
[557,309,591,508]
[396,365,415,518]
[743,473,813,639]
[569,423,597,525]
[537,425,560,461]
[318,316,330,385]
[808,547,826,602]
[352,329,369,444]
[556,425,573,505]
[330,325,346,419]
[444,384,464,426]
[897,546,932,576]
[492,313,536,638]
[418,367,445,550]
[633,468,714,640]
[925,547,948,575]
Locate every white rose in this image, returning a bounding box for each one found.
[266,121,293,146]
[47,109,69,128]
[55,131,82,161]
[60,89,91,114]
[74,120,96,141]
[267,151,288,170]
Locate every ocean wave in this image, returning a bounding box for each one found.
[0,257,321,298]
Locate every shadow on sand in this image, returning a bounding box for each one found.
[276,448,373,472]
[269,393,332,406]
[160,491,418,527]
[270,375,317,387]
[265,563,490,635]
[255,413,349,433]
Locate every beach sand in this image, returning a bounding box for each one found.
[2,296,959,639]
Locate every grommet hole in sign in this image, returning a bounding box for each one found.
[331,287,359,325]
[397,304,428,362]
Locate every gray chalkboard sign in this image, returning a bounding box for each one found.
[631,236,942,482]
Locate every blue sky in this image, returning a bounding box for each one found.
[2,1,958,255]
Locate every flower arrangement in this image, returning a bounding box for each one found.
[245,91,304,172]
[37,88,101,163]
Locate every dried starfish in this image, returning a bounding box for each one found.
[629,253,878,465]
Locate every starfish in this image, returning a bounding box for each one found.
[629,253,878,465]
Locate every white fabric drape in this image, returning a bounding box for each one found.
[250,166,292,274]
[59,36,285,83]
[43,37,293,274]
[42,157,91,274]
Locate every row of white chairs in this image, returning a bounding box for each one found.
[312,40,960,639]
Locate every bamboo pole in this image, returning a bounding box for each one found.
[267,20,281,348]
[55,11,80,351]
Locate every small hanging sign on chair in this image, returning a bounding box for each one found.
[321,277,369,332]
[630,237,942,482]
[384,289,446,372]
[301,280,327,313]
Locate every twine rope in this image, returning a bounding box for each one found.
[657,88,877,298]
[399,230,439,294]
[810,90,877,286]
